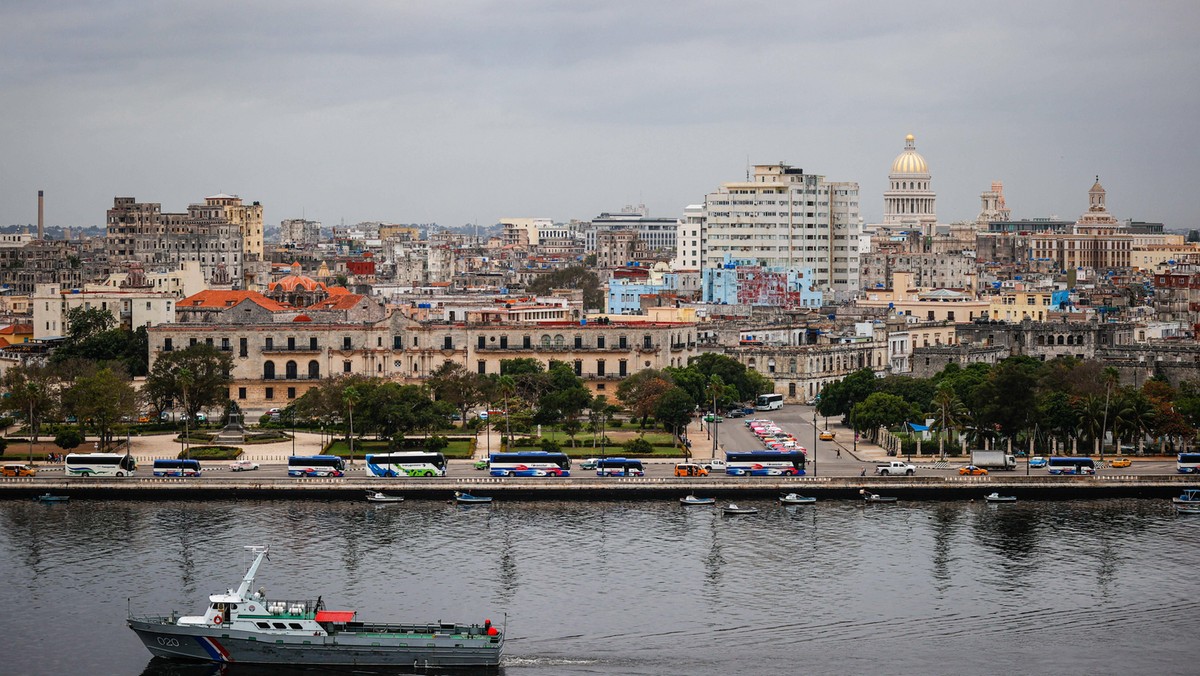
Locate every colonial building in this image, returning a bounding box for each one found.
[33,282,177,339]
[882,134,936,232]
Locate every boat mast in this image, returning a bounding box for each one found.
[236,545,270,598]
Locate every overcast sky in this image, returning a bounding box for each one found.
[2,1,1198,231]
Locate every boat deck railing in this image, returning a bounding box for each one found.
[337,620,494,638]
[252,598,322,617]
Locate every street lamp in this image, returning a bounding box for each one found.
[811,408,817,477]
[1100,382,1111,463]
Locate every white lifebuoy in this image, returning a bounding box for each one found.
[213,614,223,625]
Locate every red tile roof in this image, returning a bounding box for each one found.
[179,290,291,312]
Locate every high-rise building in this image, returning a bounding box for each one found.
[106,196,247,286]
[280,218,322,246]
[698,163,860,292]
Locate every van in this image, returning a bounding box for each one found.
[674,463,709,477]
[1,464,36,477]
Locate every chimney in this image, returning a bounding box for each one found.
[37,190,44,240]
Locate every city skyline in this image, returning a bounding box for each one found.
[2,1,1197,230]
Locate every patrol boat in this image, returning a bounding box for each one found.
[127,545,503,668]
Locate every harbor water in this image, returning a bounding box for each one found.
[1,497,1196,675]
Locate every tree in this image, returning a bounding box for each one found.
[930,382,966,458]
[64,306,115,344]
[61,367,138,449]
[816,369,877,419]
[524,266,604,310]
[851,392,921,439]
[654,387,695,444]
[1,363,58,443]
[616,369,675,428]
[54,428,84,451]
[144,344,234,420]
[428,362,485,424]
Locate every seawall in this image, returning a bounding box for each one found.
[4,475,1199,501]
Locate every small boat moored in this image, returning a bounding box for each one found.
[779,493,816,505]
[1176,504,1200,515]
[127,545,503,667]
[984,492,1017,503]
[455,491,493,505]
[860,489,898,503]
[365,491,403,503]
[680,495,716,506]
[722,503,759,515]
[1172,489,1200,505]
[34,493,69,503]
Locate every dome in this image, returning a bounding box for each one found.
[890,134,929,175]
[269,261,323,293]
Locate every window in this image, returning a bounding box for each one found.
[478,336,486,349]
[240,337,248,357]
[310,337,318,350]
[619,335,628,349]
[444,336,453,349]
[574,336,582,348]
[393,336,403,349]
[343,336,352,350]
[286,361,297,379]
[500,336,508,349]
[287,387,296,399]
[597,335,605,348]
[238,387,247,400]
[287,337,295,350]
[619,360,627,376]
[164,338,173,352]
[597,360,606,376]
[478,360,486,374]
[265,337,274,350]
[265,387,274,400]
[308,361,320,379]
[263,362,276,379]
[523,335,532,349]
[575,360,583,376]
[343,360,352,373]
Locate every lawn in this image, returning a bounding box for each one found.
[324,439,474,459]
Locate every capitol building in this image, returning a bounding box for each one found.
[882,134,937,233]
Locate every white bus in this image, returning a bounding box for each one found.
[1176,453,1200,474]
[66,453,138,477]
[756,393,784,411]
[365,452,447,477]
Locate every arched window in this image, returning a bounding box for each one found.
[553,334,565,347]
[748,357,757,370]
[263,361,276,379]
[541,335,551,347]
[1057,335,1065,345]
[285,360,298,379]
[308,360,320,379]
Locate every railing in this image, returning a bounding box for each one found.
[261,374,323,381]
[261,346,322,353]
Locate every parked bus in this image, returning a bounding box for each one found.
[65,453,137,478]
[756,393,784,411]
[595,457,645,477]
[152,459,202,477]
[1177,453,1200,474]
[488,451,571,477]
[365,452,446,477]
[1046,456,1096,475]
[287,455,346,477]
[726,450,806,476]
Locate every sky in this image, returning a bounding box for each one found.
[2,1,1199,231]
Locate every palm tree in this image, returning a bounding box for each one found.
[1076,395,1106,456]
[1123,394,1156,455]
[930,383,966,460]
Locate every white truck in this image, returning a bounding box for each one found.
[875,460,916,476]
[702,458,727,473]
[970,450,1017,471]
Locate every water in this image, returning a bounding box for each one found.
[1,497,1196,675]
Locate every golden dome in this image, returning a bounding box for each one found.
[891,134,928,175]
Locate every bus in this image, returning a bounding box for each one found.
[726,450,806,476]
[595,457,645,477]
[1177,453,1200,474]
[1046,457,1096,475]
[756,393,784,411]
[488,451,571,477]
[365,452,447,477]
[65,453,137,478]
[152,459,202,477]
[288,455,346,477]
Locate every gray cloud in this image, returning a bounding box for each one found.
[1,1,1197,230]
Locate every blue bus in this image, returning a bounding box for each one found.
[1177,453,1200,474]
[726,450,806,476]
[1047,456,1096,475]
[152,459,202,477]
[488,451,571,477]
[595,457,644,477]
[288,455,346,477]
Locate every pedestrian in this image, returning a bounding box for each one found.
[836,448,841,458]
[859,466,866,477]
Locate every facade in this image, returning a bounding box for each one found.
[587,207,678,255]
[33,283,176,339]
[673,204,704,271]
[725,338,887,404]
[106,196,247,286]
[700,163,860,292]
[280,219,322,246]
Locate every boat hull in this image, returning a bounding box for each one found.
[128,618,503,668]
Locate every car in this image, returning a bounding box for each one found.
[819,431,836,441]
[727,409,745,418]
[1,464,36,477]
[473,459,489,470]
[703,414,723,423]
[229,460,259,472]
[267,408,281,416]
[959,465,989,476]
[137,415,151,423]
[580,458,599,470]
[1110,457,1133,468]
[1028,456,1048,468]
[674,463,709,477]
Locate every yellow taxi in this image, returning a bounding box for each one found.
[1,464,37,477]
[674,463,709,477]
[1110,457,1132,468]
[959,465,989,476]
[819,431,835,441]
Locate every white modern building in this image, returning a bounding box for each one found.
[673,204,704,271]
[698,163,860,292]
[882,134,937,231]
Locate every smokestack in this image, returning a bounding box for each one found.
[37,190,44,240]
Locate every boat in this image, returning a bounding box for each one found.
[984,492,1017,503]
[860,489,898,503]
[779,493,816,505]
[455,492,493,505]
[680,495,716,505]
[127,545,503,667]
[1176,504,1200,515]
[1172,489,1200,505]
[722,504,759,515]
[365,491,403,503]
[34,493,69,502]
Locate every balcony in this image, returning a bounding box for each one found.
[261,374,323,381]
[262,345,323,354]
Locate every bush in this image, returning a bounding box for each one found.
[624,437,653,455]
[540,438,560,452]
[0,416,14,429]
[54,429,85,450]
[179,446,242,460]
[608,420,624,428]
[425,435,449,452]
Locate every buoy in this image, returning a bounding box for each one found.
[214,614,223,625]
